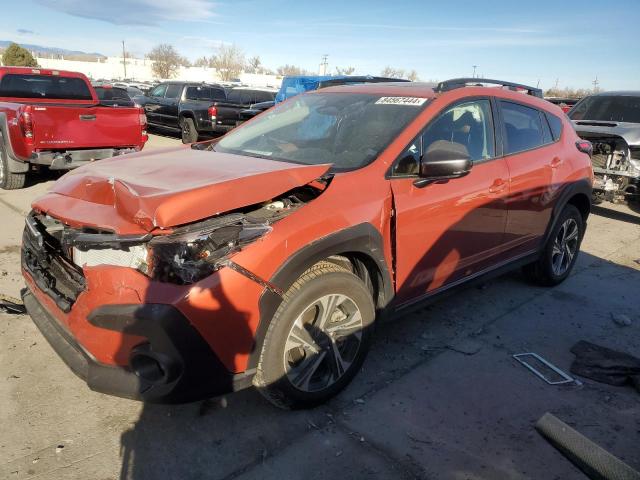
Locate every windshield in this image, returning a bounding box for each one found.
[213,92,428,171]
[569,95,640,123]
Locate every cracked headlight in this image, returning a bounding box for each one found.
[147,219,271,285]
[72,217,271,285]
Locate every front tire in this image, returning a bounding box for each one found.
[0,144,26,190]
[254,262,375,409]
[523,204,584,286]
[180,117,198,144]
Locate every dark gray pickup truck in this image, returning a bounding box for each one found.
[137,82,276,143]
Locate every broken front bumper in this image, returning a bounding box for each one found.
[22,287,253,403]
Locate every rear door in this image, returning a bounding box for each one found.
[390,98,510,304]
[498,100,564,257]
[30,105,143,149]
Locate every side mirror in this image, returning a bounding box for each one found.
[415,140,473,187]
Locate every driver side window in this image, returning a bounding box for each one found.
[150,84,167,98]
[392,99,495,176]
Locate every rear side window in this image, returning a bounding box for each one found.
[253,90,275,103]
[185,86,227,101]
[501,101,544,154]
[164,84,182,99]
[0,74,92,100]
[545,112,563,141]
[540,112,553,144]
[227,90,254,104]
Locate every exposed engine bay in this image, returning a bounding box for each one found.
[576,132,640,202]
[22,182,326,310]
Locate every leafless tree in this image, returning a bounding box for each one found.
[545,86,600,99]
[406,70,420,82]
[211,44,245,81]
[277,64,312,76]
[193,56,211,68]
[380,66,405,79]
[335,66,355,75]
[246,55,262,73]
[147,44,182,79]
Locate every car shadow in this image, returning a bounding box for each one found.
[591,204,640,225]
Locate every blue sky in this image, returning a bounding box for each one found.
[1,0,638,90]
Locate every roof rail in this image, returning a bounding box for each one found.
[434,78,543,98]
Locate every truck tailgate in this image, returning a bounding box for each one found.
[31,105,142,150]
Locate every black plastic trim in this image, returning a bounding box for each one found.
[248,223,393,370]
[542,179,592,245]
[23,286,250,404]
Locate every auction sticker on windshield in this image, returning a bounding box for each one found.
[375,97,427,106]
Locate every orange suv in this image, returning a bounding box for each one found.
[22,79,593,409]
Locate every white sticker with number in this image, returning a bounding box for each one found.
[375,96,427,106]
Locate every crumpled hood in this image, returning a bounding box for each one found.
[33,146,330,233]
[572,120,640,146]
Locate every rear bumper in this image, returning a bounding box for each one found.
[22,287,254,403]
[30,147,140,170]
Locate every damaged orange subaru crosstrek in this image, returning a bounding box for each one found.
[22,79,593,409]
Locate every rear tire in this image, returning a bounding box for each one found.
[180,117,198,144]
[523,204,584,286]
[254,262,375,409]
[0,144,26,190]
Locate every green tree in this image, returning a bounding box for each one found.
[1,43,38,67]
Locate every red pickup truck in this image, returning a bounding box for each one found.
[0,67,148,189]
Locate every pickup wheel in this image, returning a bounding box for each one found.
[0,144,26,190]
[253,261,375,409]
[180,117,198,144]
[523,204,584,286]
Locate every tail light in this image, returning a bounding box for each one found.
[576,140,592,157]
[139,108,148,139]
[19,106,34,143]
[208,105,217,120]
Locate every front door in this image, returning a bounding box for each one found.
[390,98,510,304]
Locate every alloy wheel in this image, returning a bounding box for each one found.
[551,218,579,276]
[283,294,363,392]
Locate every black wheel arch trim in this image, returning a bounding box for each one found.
[248,222,393,371]
[543,178,592,245]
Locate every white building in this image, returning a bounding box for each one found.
[32,55,281,88]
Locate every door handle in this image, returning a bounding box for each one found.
[550,157,563,169]
[79,114,96,121]
[489,179,507,194]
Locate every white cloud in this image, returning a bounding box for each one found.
[34,0,218,26]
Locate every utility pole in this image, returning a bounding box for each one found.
[592,76,600,92]
[122,40,127,80]
[472,65,478,78]
[320,54,329,75]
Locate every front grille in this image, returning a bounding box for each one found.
[22,212,86,312]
